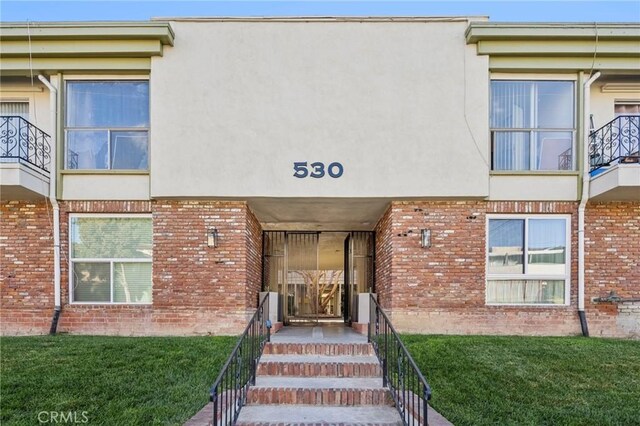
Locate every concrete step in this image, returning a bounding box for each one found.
[236,405,403,425]
[263,342,373,356]
[257,354,382,377]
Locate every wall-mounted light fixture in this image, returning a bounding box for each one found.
[207,228,219,248]
[421,229,431,248]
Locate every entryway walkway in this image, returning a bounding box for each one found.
[185,324,452,426]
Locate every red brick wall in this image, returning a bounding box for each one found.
[376,200,584,336]
[246,207,263,308]
[2,199,263,336]
[374,205,393,309]
[585,202,640,338]
[0,200,54,334]
[3,197,637,338]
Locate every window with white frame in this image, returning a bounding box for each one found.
[70,215,152,304]
[491,80,575,171]
[65,81,149,170]
[486,216,570,305]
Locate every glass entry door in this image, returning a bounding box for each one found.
[262,231,373,325]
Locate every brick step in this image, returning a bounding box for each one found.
[263,342,373,356]
[236,405,402,425]
[246,387,393,406]
[257,355,382,377]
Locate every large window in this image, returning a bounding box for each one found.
[491,81,575,171]
[65,81,149,170]
[70,216,152,304]
[487,216,569,305]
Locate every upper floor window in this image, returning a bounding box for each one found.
[0,101,29,121]
[614,102,640,117]
[65,81,149,170]
[491,81,575,171]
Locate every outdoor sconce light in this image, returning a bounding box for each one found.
[421,229,431,248]
[207,228,219,248]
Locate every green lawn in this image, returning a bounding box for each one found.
[403,335,640,426]
[2,335,639,425]
[1,335,236,425]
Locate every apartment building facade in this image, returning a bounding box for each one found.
[1,18,638,337]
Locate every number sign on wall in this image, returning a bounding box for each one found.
[293,162,344,179]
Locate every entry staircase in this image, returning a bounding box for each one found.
[236,338,402,425]
[192,294,448,426]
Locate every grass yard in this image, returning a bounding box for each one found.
[404,335,640,426]
[2,335,639,425]
[1,335,236,425]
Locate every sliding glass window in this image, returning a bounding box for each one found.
[65,81,149,170]
[487,215,570,305]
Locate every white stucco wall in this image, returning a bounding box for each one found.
[150,20,490,198]
[62,174,150,200]
[489,174,578,200]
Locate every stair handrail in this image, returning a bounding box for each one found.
[368,293,432,426]
[209,293,271,426]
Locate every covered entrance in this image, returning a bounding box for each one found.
[262,231,374,325]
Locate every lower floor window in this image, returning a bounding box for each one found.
[70,215,152,304]
[487,215,570,305]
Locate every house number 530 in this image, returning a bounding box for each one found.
[293,162,344,178]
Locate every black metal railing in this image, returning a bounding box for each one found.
[209,294,271,425]
[0,116,51,173]
[590,115,640,172]
[369,294,432,425]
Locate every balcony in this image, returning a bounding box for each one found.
[589,115,640,201]
[0,116,51,200]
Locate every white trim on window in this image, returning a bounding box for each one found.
[485,214,571,307]
[490,73,579,81]
[68,213,152,305]
[62,74,150,81]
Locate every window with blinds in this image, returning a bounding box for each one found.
[0,101,29,121]
[490,81,575,171]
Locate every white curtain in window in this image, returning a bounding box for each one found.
[487,280,565,304]
[66,81,149,128]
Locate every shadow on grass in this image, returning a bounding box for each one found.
[1,335,236,425]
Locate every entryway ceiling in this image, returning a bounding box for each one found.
[248,197,390,231]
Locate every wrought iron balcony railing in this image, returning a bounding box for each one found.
[0,116,51,173]
[589,115,640,172]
